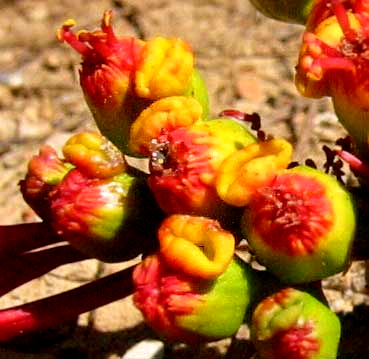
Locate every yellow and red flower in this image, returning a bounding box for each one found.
[58,11,208,153]
[58,11,145,151]
[295,0,369,157]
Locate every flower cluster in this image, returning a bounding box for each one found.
[57,9,357,357]
[0,5,366,359]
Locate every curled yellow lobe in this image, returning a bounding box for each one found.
[158,214,235,279]
[216,138,293,207]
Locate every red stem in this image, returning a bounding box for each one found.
[336,149,369,181]
[0,244,88,297]
[0,264,135,342]
[0,222,61,257]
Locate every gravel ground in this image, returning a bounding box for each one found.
[0,0,368,358]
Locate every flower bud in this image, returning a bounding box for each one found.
[19,145,73,220]
[251,287,341,359]
[249,0,314,24]
[295,0,369,157]
[133,254,260,343]
[243,165,356,283]
[49,168,162,262]
[216,138,293,207]
[147,117,256,218]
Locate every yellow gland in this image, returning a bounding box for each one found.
[135,37,194,100]
[129,96,203,155]
[63,131,126,178]
[158,214,235,279]
[216,139,293,207]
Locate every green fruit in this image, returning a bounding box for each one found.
[249,0,314,24]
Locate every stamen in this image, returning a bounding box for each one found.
[314,56,355,72]
[331,0,357,42]
[101,10,117,43]
[336,149,369,180]
[57,21,91,56]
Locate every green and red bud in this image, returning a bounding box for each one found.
[243,165,356,283]
[147,117,256,217]
[158,214,235,279]
[295,0,369,157]
[249,0,314,24]
[133,253,260,343]
[49,168,161,262]
[251,287,341,359]
[216,138,293,207]
[19,145,73,220]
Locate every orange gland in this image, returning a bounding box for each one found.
[62,131,126,179]
[158,214,235,279]
[135,37,194,100]
[129,96,203,156]
[216,139,293,207]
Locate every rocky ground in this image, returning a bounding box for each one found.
[0,0,368,358]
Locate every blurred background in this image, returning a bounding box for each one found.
[0,1,366,358]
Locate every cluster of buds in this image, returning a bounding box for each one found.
[20,131,163,262]
[0,6,364,359]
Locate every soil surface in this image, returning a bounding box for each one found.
[0,0,368,358]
